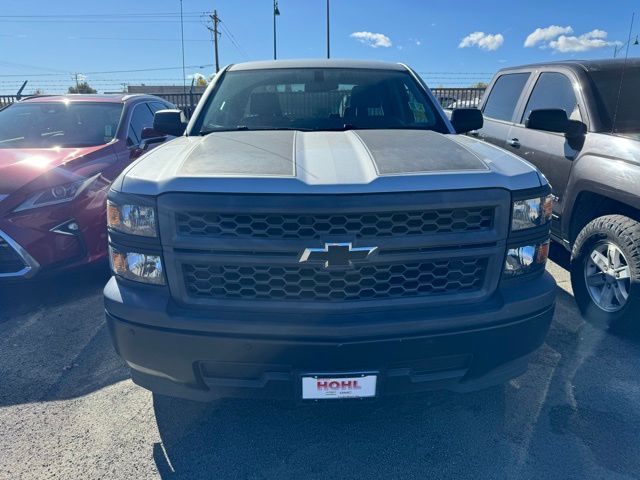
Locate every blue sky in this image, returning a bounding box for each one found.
[0,0,637,94]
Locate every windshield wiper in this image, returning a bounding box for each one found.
[200,125,313,135]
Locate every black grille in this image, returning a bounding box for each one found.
[183,258,487,302]
[0,237,25,274]
[176,207,494,240]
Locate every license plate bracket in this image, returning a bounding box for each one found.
[301,372,378,400]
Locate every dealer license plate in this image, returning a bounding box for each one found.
[301,374,377,400]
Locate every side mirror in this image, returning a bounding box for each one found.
[526,109,568,133]
[526,109,586,139]
[153,109,187,137]
[450,108,483,134]
[140,126,166,140]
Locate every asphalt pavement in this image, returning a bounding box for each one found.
[1,248,639,480]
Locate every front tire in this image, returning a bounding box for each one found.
[570,214,640,329]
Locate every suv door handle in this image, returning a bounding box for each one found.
[507,138,520,148]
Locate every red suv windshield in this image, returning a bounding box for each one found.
[0,102,124,149]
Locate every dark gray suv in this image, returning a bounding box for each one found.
[476,59,640,328]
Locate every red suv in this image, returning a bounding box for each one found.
[0,94,174,280]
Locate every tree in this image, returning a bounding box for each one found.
[470,82,488,89]
[68,82,97,94]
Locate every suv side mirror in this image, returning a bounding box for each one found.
[450,108,483,134]
[153,109,187,137]
[526,108,586,140]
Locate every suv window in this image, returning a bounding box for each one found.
[589,66,640,138]
[522,72,581,123]
[483,73,530,122]
[127,103,155,147]
[149,101,169,113]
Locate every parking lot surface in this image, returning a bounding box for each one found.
[1,249,639,480]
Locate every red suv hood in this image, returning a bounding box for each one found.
[0,145,106,194]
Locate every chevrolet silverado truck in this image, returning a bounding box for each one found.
[104,60,556,401]
[475,59,640,327]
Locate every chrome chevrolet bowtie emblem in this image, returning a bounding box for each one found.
[299,243,378,268]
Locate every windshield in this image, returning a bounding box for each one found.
[197,68,448,134]
[0,102,124,149]
[588,66,640,138]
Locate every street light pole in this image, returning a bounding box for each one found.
[273,1,280,60]
[180,0,186,96]
[326,0,330,59]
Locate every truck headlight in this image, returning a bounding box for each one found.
[511,195,553,231]
[107,200,157,237]
[109,246,165,285]
[503,241,550,277]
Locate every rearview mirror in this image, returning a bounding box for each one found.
[153,109,188,137]
[450,108,483,134]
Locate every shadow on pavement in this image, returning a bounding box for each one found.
[548,242,571,270]
[0,261,110,320]
[0,263,129,406]
[153,387,509,479]
[151,286,640,479]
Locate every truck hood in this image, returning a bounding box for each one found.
[0,145,107,195]
[117,130,542,195]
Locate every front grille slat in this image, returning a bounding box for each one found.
[176,207,494,240]
[183,258,488,302]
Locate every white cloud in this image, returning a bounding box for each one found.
[350,31,392,48]
[459,32,504,51]
[524,25,573,47]
[415,39,422,46]
[548,29,619,52]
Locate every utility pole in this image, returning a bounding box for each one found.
[208,10,221,72]
[326,0,330,59]
[74,73,80,91]
[273,0,280,60]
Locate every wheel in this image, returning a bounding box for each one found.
[570,214,640,329]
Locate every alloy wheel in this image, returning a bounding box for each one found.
[584,242,631,312]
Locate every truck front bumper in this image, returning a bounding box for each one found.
[105,272,556,401]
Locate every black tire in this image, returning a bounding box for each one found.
[570,214,640,330]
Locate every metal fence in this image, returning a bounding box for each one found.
[154,93,202,117]
[431,88,486,109]
[0,87,486,115]
[0,95,18,109]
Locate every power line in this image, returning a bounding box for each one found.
[0,12,207,17]
[0,64,215,78]
[219,20,249,59]
[60,36,210,43]
[0,18,206,24]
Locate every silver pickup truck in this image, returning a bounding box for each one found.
[104,60,556,402]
